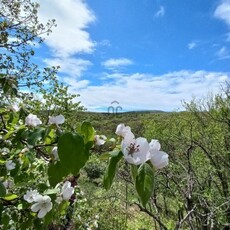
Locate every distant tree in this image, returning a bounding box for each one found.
[0,0,57,94]
[0,0,84,116]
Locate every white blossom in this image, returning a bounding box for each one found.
[24,190,39,203]
[115,124,132,138]
[55,181,74,203]
[25,114,42,127]
[122,135,151,165]
[1,147,10,155]
[9,104,20,112]
[149,139,169,169]
[5,160,16,170]
[48,115,65,125]
[61,181,74,200]
[51,147,59,161]
[95,135,107,146]
[31,195,52,218]
[3,180,14,189]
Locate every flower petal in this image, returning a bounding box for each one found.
[115,124,132,137]
[150,150,168,169]
[37,208,47,218]
[31,203,41,212]
[123,137,151,165]
[149,139,161,151]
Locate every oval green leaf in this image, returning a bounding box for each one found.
[58,132,88,175]
[103,151,123,190]
[135,163,155,207]
[0,181,6,197]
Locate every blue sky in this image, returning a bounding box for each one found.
[36,0,230,112]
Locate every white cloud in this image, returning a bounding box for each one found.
[37,0,96,57]
[102,58,134,69]
[63,78,90,89]
[44,57,92,78]
[188,41,197,50]
[97,39,111,47]
[214,0,230,27]
[154,6,165,18]
[70,70,229,112]
[216,46,230,59]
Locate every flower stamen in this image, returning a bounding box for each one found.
[127,143,140,156]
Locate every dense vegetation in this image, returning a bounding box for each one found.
[74,91,230,229]
[0,0,230,229]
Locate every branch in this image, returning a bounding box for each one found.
[174,205,196,230]
[134,202,168,230]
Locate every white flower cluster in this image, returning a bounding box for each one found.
[55,181,74,204]
[115,124,169,168]
[24,190,52,218]
[5,160,16,170]
[1,147,10,156]
[25,114,65,127]
[23,181,74,218]
[25,114,42,127]
[95,135,107,146]
[48,115,65,125]
[8,104,20,112]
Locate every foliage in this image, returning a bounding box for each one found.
[0,0,56,90]
[141,82,230,229]
[1,1,229,229]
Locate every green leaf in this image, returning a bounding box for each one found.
[130,164,138,181]
[0,181,6,197]
[44,128,55,145]
[3,194,18,201]
[58,200,69,215]
[3,131,15,140]
[2,213,10,228]
[20,219,33,230]
[81,121,95,144]
[7,112,19,126]
[0,166,7,177]
[110,149,121,157]
[43,188,59,195]
[48,162,68,187]
[44,209,53,226]
[99,152,111,160]
[12,127,27,144]
[103,151,123,190]
[135,163,155,207]
[27,127,45,145]
[10,161,20,177]
[58,132,88,175]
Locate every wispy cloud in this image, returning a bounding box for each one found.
[216,46,230,59]
[37,0,96,58]
[70,70,229,112]
[214,0,230,27]
[188,41,197,50]
[154,6,165,18]
[97,39,111,47]
[102,58,134,70]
